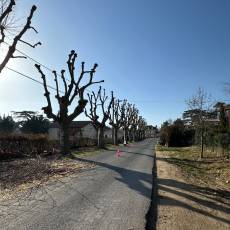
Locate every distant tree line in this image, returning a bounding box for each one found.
[0,111,50,134]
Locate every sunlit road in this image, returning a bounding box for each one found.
[0,139,155,230]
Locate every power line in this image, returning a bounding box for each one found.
[5,66,64,93]
[4,66,182,103]
[4,66,230,105]
[2,40,93,93]
[3,37,117,97]
[3,40,62,76]
[5,66,98,101]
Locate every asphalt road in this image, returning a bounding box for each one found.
[0,138,156,230]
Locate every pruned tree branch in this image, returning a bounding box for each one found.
[35,64,57,121]
[0,0,15,25]
[19,40,41,48]
[0,2,40,73]
[11,54,26,59]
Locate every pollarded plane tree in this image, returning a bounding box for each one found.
[126,102,140,143]
[142,118,147,139]
[119,100,133,145]
[108,92,123,145]
[128,105,139,142]
[137,116,147,140]
[126,103,135,142]
[119,99,127,144]
[109,96,146,144]
[127,104,138,141]
[85,86,113,148]
[35,50,103,154]
[0,0,41,73]
[84,87,101,146]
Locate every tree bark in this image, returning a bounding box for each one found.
[222,146,225,157]
[98,126,105,148]
[114,127,118,145]
[112,127,115,144]
[212,143,215,153]
[128,129,132,142]
[132,128,136,142]
[123,128,127,145]
[60,124,70,155]
[200,129,204,158]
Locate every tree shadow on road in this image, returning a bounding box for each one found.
[73,155,230,226]
[73,156,153,199]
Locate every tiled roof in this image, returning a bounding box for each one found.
[50,121,92,129]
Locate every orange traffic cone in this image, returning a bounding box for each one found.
[116,149,122,157]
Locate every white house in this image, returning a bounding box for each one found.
[104,127,124,141]
[48,121,97,143]
[49,121,123,146]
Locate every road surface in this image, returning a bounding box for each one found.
[0,139,155,230]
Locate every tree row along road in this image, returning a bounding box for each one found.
[0,139,156,230]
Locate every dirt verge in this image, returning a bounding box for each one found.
[0,155,95,202]
[156,150,230,230]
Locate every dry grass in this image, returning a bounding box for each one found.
[71,144,123,157]
[0,156,95,201]
[72,146,100,158]
[156,145,230,192]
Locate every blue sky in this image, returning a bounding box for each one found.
[0,0,230,126]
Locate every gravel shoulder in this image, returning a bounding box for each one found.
[156,151,230,230]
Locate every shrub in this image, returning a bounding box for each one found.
[159,119,195,147]
[0,134,56,160]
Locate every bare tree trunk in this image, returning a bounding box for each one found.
[123,128,127,145]
[112,127,115,144]
[114,127,118,145]
[222,146,225,157]
[127,129,131,142]
[61,124,70,155]
[200,129,204,158]
[98,126,104,148]
[132,129,136,142]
